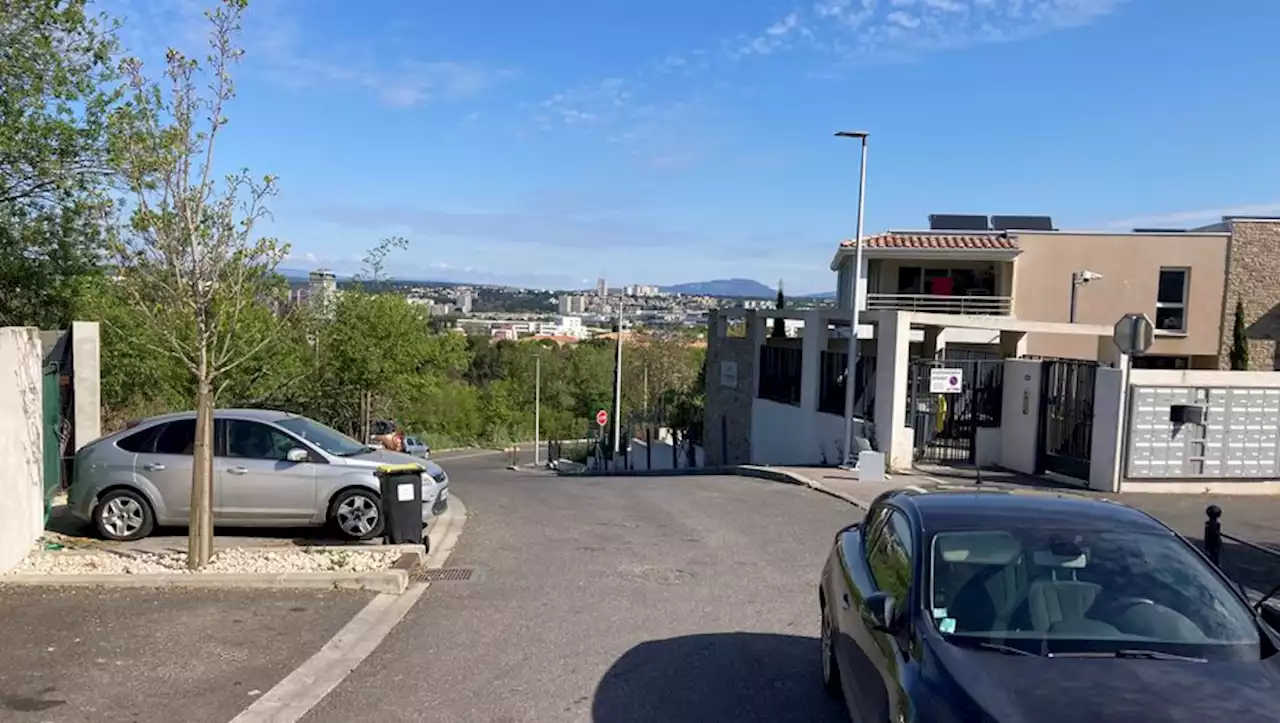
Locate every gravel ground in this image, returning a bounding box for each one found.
[4,547,402,575]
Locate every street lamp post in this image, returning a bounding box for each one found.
[836,130,869,470]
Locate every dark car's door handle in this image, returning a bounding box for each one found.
[841,593,852,610]
[143,463,165,471]
[228,466,248,475]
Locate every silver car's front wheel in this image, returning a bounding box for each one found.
[330,489,384,541]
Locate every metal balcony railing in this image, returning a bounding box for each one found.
[866,293,1012,315]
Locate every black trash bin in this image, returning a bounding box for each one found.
[375,463,424,545]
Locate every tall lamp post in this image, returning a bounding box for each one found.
[836,130,869,470]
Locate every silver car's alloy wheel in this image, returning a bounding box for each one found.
[101,497,145,538]
[336,494,380,537]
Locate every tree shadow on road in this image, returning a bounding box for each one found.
[591,632,847,723]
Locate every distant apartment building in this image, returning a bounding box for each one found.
[554,315,586,339]
[558,294,587,314]
[596,278,607,297]
[624,284,661,297]
[308,269,337,318]
[456,287,474,314]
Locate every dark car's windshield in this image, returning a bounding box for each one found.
[928,527,1263,660]
[276,416,368,457]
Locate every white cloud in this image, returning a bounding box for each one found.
[1104,201,1280,229]
[733,0,1129,63]
[104,0,512,108]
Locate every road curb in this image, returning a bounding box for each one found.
[560,464,874,508]
[0,569,411,594]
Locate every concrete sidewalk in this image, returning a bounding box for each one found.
[0,586,373,723]
[763,466,932,509]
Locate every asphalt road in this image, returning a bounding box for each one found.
[303,450,859,723]
[0,586,373,723]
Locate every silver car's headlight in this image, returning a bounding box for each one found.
[430,469,447,484]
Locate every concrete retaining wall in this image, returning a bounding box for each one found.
[0,327,44,572]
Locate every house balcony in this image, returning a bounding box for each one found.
[867,293,1013,316]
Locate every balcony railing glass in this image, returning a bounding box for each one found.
[866,293,1012,315]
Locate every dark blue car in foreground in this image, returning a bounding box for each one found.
[819,488,1280,722]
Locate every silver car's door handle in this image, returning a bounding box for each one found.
[143,463,165,471]
[841,593,852,610]
[228,466,248,475]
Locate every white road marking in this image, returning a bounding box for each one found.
[227,496,469,723]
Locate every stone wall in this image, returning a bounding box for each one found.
[1221,221,1280,370]
[703,310,761,466]
[0,327,44,572]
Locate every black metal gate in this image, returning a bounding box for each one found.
[1037,359,1097,480]
[909,358,1004,464]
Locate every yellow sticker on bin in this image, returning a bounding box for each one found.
[375,463,425,474]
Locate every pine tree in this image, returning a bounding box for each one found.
[1230,299,1250,370]
[771,279,786,338]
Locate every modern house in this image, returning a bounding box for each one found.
[704,214,1280,472]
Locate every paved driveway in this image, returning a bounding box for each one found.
[303,454,858,722]
[0,586,372,723]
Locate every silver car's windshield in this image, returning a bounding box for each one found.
[276,416,368,457]
[929,527,1262,660]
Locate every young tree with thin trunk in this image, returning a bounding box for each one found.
[109,0,288,568]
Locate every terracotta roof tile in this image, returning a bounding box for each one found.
[840,232,1019,250]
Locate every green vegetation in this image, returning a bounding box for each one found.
[1230,299,1249,371]
[81,270,705,449]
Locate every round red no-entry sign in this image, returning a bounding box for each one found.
[596,409,609,427]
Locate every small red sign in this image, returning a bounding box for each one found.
[596,409,609,427]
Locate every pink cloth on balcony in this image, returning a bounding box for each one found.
[928,277,955,296]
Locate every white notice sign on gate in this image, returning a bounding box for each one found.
[929,367,963,394]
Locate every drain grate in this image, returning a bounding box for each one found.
[410,567,475,583]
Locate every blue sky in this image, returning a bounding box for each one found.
[107,0,1280,294]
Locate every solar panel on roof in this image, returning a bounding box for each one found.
[929,214,990,231]
[991,215,1054,231]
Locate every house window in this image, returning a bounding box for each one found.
[1155,268,1189,332]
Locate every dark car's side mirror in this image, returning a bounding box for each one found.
[861,591,902,634]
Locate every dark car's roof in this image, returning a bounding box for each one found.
[892,488,1171,534]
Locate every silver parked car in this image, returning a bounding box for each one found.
[403,435,430,458]
[68,409,451,542]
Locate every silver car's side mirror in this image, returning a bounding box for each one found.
[286,448,309,463]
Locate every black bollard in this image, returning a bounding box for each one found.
[1204,505,1223,567]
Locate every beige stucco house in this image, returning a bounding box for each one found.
[830,215,1280,369]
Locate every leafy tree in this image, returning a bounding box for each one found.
[0,0,123,328]
[1230,299,1250,371]
[108,0,288,568]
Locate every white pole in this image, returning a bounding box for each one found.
[612,305,624,463]
[534,354,541,466]
[841,133,869,469]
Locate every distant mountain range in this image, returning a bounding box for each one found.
[660,278,776,297]
[660,279,838,299]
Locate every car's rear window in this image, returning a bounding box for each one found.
[116,425,159,453]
